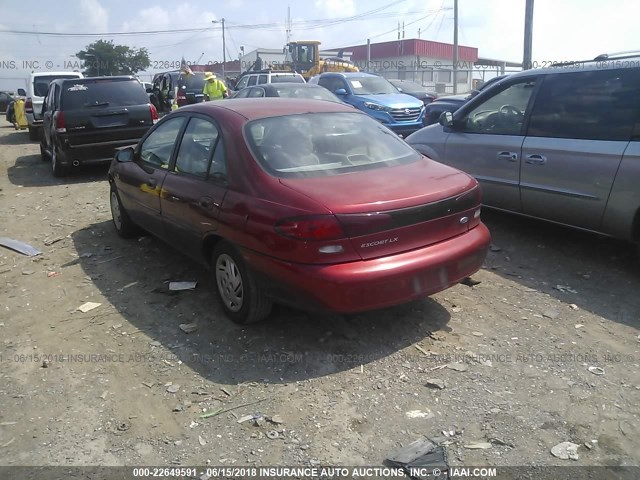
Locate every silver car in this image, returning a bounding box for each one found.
[406,52,640,251]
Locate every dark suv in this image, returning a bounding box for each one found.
[40,76,158,176]
[150,71,206,113]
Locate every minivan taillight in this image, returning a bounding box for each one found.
[275,215,345,241]
[25,97,33,113]
[55,112,66,133]
[149,104,158,124]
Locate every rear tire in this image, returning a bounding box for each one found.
[28,127,39,141]
[110,187,138,238]
[211,241,272,324]
[51,146,67,177]
[40,141,50,161]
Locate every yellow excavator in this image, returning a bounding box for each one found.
[286,41,359,79]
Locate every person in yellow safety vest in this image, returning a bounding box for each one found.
[203,72,228,101]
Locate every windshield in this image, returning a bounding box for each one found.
[392,80,426,93]
[273,86,340,102]
[179,72,205,90]
[245,112,420,178]
[61,79,150,109]
[33,75,81,97]
[348,76,398,95]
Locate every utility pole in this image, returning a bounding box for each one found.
[523,0,534,70]
[453,0,458,94]
[221,18,226,79]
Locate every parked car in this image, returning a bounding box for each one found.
[309,72,425,136]
[406,54,640,251]
[0,91,15,112]
[25,71,84,140]
[150,71,206,113]
[231,70,305,95]
[387,79,437,105]
[423,75,508,126]
[40,76,158,177]
[108,98,490,324]
[232,82,342,102]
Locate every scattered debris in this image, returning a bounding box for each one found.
[47,271,59,278]
[461,277,481,287]
[179,323,198,334]
[551,441,579,460]
[99,391,108,400]
[117,281,138,292]
[489,437,515,448]
[173,405,183,412]
[584,442,593,450]
[405,410,434,419]
[237,415,255,424]
[199,435,207,446]
[542,310,559,319]
[554,285,577,294]
[414,345,430,356]
[41,359,49,368]
[201,398,268,420]
[447,363,468,372]
[266,431,279,439]
[588,366,605,376]
[0,237,41,256]
[77,302,102,313]
[268,415,284,425]
[117,422,130,432]
[167,384,181,394]
[471,331,484,337]
[425,379,446,390]
[489,245,502,252]
[464,442,492,450]
[386,436,448,480]
[44,236,64,246]
[221,387,232,397]
[169,281,197,291]
[0,438,15,448]
[569,304,579,310]
[21,269,35,275]
[575,324,584,329]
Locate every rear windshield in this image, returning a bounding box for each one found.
[272,86,339,102]
[179,73,205,90]
[33,75,81,97]
[271,74,305,83]
[61,80,150,109]
[245,112,420,178]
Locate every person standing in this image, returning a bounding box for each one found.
[203,72,228,101]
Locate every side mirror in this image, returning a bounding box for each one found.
[439,111,454,127]
[334,88,347,96]
[146,87,152,93]
[18,88,26,96]
[115,147,135,163]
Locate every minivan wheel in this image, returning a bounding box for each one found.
[28,127,39,141]
[39,142,50,161]
[212,242,272,324]
[51,146,67,177]
[110,187,138,238]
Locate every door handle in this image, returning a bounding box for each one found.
[525,154,547,165]
[146,178,157,188]
[497,151,518,162]
[198,197,215,209]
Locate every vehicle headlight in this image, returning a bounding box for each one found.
[364,102,390,111]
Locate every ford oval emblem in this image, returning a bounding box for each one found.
[459,216,469,224]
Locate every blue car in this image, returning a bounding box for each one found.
[309,72,425,136]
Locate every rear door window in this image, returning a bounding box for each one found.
[174,117,219,178]
[258,75,268,85]
[61,80,149,109]
[247,76,258,86]
[527,68,640,141]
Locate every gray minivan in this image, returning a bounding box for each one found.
[406,53,640,250]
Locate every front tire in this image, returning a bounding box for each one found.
[212,242,272,324]
[110,187,138,238]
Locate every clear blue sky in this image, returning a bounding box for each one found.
[0,0,636,90]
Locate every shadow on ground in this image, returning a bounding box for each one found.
[6,154,110,187]
[0,129,30,145]
[71,221,452,385]
[482,209,640,329]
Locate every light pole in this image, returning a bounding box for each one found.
[212,19,226,79]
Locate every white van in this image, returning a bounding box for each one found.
[25,71,84,140]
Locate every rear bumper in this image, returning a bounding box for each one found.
[26,113,42,127]
[58,137,145,166]
[246,223,490,314]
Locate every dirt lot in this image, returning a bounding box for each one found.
[0,125,639,473]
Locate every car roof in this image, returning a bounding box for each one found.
[318,72,378,78]
[58,76,137,83]
[181,97,358,120]
[504,57,640,80]
[262,83,323,89]
[31,71,82,78]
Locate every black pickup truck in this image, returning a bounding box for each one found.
[40,76,158,176]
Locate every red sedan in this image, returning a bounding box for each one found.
[108,99,490,324]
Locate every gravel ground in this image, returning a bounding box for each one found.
[0,125,638,473]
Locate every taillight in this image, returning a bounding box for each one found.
[149,104,158,124]
[177,92,187,101]
[55,112,66,133]
[275,215,345,241]
[25,97,33,113]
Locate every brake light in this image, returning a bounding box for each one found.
[149,104,158,124]
[275,215,345,241]
[55,112,66,133]
[25,97,33,113]
[177,91,187,101]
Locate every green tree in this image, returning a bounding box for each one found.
[76,40,150,76]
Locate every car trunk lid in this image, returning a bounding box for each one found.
[279,159,481,260]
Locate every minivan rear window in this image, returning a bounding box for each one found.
[33,75,81,97]
[179,73,205,90]
[271,74,305,83]
[61,80,150,109]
